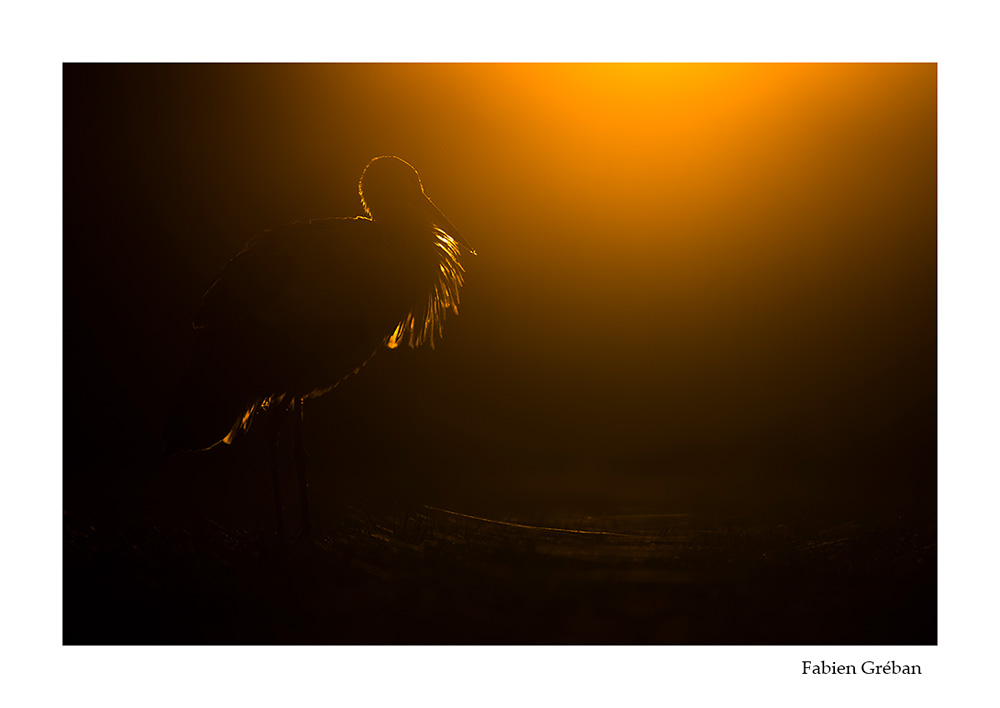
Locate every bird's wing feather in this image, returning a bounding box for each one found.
[193,217,375,331]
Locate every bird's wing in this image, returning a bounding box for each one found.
[193,217,375,331]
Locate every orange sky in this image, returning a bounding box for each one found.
[67,63,936,509]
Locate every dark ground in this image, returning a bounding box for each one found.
[63,468,935,645]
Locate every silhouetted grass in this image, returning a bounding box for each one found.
[63,499,935,644]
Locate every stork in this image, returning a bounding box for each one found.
[164,156,474,537]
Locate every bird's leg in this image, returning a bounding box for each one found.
[262,394,295,542]
[267,432,284,542]
[293,396,310,536]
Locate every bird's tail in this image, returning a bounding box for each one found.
[162,358,255,458]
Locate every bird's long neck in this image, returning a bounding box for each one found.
[378,220,465,350]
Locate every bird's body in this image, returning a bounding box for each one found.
[164,156,472,458]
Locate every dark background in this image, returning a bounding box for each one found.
[63,64,936,643]
[65,63,935,516]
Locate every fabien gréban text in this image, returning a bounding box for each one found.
[802,661,921,675]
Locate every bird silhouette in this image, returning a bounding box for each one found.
[164,156,474,536]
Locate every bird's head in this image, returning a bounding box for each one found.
[360,156,476,254]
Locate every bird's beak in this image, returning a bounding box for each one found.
[425,196,477,255]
